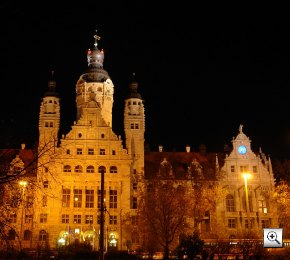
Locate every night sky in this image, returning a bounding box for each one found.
[1,2,290,159]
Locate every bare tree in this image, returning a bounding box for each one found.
[138,179,191,260]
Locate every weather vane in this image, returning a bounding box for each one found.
[94,29,101,47]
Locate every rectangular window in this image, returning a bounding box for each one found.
[42,195,47,207]
[85,215,93,224]
[100,149,106,155]
[25,214,32,223]
[133,182,137,190]
[62,214,69,224]
[73,214,81,224]
[26,196,33,208]
[112,150,116,155]
[9,213,17,223]
[262,219,270,228]
[85,190,94,208]
[109,215,117,225]
[74,189,82,208]
[240,165,248,173]
[132,197,137,209]
[253,165,258,173]
[40,213,47,223]
[97,215,100,224]
[98,190,106,209]
[109,190,117,208]
[62,189,71,207]
[258,200,268,213]
[88,148,94,155]
[228,218,236,228]
[245,218,254,229]
[43,181,48,188]
[230,165,235,173]
[66,149,70,154]
[130,123,134,129]
[77,148,83,155]
[135,123,139,129]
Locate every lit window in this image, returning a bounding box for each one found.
[74,189,82,208]
[62,189,70,207]
[73,215,81,224]
[258,200,268,213]
[85,215,93,224]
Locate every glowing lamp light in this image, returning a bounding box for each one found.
[19,181,28,187]
[242,173,252,181]
[58,238,65,245]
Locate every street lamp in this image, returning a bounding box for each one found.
[242,173,252,231]
[99,167,105,260]
[19,180,28,249]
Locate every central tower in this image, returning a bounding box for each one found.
[75,31,114,127]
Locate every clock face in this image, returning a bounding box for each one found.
[238,145,247,155]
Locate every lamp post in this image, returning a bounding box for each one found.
[242,173,251,232]
[99,168,105,260]
[19,180,28,249]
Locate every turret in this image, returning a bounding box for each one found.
[38,71,60,149]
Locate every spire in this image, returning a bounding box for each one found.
[215,153,219,173]
[127,72,142,99]
[44,70,58,97]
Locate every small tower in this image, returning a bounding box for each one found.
[124,73,145,177]
[38,71,60,149]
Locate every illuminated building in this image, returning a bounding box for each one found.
[0,32,278,253]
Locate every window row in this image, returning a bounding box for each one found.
[225,194,268,213]
[61,214,118,225]
[62,189,118,209]
[66,148,116,156]
[230,165,258,173]
[7,229,47,241]
[63,165,117,173]
[227,218,271,229]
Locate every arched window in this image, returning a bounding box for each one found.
[63,165,71,172]
[39,230,47,241]
[75,165,83,173]
[110,166,117,173]
[226,194,235,212]
[98,166,106,173]
[86,165,95,173]
[24,230,32,240]
[8,229,16,240]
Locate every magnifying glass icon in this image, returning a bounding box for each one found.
[267,231,280,244]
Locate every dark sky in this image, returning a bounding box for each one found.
[1,2,290,159]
